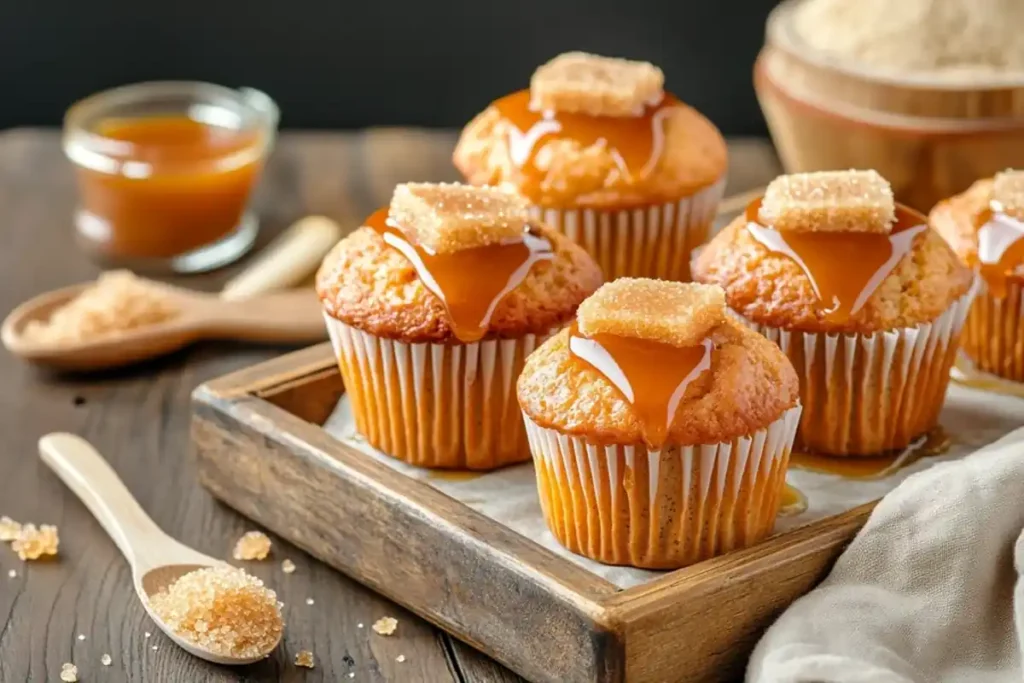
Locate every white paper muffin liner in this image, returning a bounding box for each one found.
[736,287,976,456]
[527,178,726,281]
[522,406,802,569]
[325,315,548,470]
[960,278,1024,383]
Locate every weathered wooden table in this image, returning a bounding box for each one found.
[0,129,779,683]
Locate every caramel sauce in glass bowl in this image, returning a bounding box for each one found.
[63,82,278,274]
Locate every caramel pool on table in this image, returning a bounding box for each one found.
[73,115,265,260]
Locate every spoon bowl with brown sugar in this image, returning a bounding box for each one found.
[1,277,327,372]
[39,433,284,665]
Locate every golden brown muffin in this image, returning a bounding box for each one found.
[693,170,976,456]
[317,182,602,470]
[930,173,1024,381]
[517,279,801,569]
[453,51,728,281]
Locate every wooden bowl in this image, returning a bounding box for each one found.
[755,0,1024,211]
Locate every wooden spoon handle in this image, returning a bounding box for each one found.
[219,215,342,301]
[201,290,327,344]
[38,433,168,568]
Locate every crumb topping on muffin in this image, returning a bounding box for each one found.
[453,51,727,208]
[517,295,799,446]
[529,52,665,118]
[577,279,725,348]
[389,182,529,253]
[759,170,895,233]
[992,170,1024,220]
[317,214,602,343]
[694,172,974,333]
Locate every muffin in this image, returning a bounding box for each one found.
[517,279,801,569]
[454,51,727,282]
[930,171,1024,382]
[693,169,976,457]
[317,182,602,470]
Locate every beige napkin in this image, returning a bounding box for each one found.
[747,426,1024,683]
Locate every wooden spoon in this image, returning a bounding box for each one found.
[1,282,326,371]
[1,215,341,371]
[38,433,282,665]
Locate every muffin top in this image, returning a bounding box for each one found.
[517,279,800,448]
[930,170,1024,297]
[692,170,974,334]
[316,182,602,344]
[453,52,727,210]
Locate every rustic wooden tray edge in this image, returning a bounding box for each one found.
[190,343,872,683]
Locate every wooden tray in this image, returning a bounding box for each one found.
[191,343,871,683]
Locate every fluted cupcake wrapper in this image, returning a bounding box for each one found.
[960,279,1024,383]
[325,315,549,470]
[522,406,802,570]
[526,178,725,282]
[736,287,976,456]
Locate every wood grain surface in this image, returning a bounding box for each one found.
[0,128,780,682]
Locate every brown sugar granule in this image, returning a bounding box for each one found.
[23,270,177,346]
[147,566,283,659]
[0,516,21,542]
[232,531,272,561]
[759,170,895,234]
[294,650,315,668]
[12,524,59,561]
[372,617,398,636]
[577,279,726,348]
[281,559,296,574]
[59,663,78,682]
[389,182,529,254]
[530,51,664,117]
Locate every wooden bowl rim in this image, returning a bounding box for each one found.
[767,0,1024,92]
[755,52,1024,137]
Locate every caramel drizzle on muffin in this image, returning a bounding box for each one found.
[494,52,677,200]
[568,280,723,449]
[746,171,926,324]
[367,183,555,343]
[972,170,1024,299]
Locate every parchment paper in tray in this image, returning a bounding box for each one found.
[323,382,1024,590]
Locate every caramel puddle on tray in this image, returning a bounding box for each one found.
[366,208,554,343]
[567,322,712,450]
[789,426,951,480]
[777,484,808,517]
[426,470,482,483]
[493,89,678,201]
[745,200,928,324]
[973,206,1024,299]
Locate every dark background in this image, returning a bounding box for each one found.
[0,0,778,135]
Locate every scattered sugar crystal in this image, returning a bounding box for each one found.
[389,182,528,254]
[760,170,895,234]
[11,524,59,560]
[530,51,664,117]
[295,650,315,668]
[281,559,296,574]
[7,570,16,578]
[577,279,726,348]
[147,566,283,659]
[60,663,78,682]
[144,632,151,638]
[152,645,159,651]
[77,634,86,641]
[305,598,314,606]
[396,654,406,663]
[357,623,364,629]
[0,516,21,541]
[372,617,398,636]
[101,653,112,666]
[348,673,355,679]
[232,531,272,561]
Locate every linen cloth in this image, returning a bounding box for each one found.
[748,426,1024,683]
